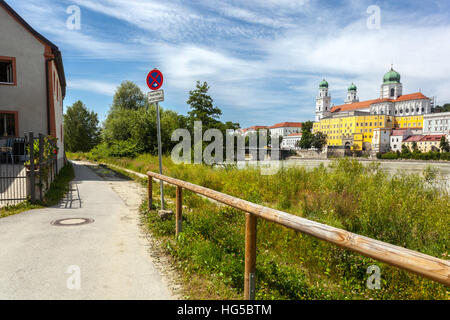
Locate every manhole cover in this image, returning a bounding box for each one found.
[51,218,94,226]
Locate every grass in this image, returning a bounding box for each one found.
[41,162,75,206]
[0,162,75,218]
[67,152,449,300]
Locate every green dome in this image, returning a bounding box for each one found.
[348,83,357,91]
[319,79,328,88]
[383,67,401,84]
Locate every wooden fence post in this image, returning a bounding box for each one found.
[176,186,183,235]
[244,213,257,300]
[148,176,153,210]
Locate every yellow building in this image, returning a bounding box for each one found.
[394,116,423,129]
[313,112,395,150]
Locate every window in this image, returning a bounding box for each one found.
[0,57,16,85]
[390,88,395,97]
[0,112,17,137]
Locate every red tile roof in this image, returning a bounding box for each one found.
[287,133,303,137]
[243,126,268,132]
[391,129,409,136]
[331,99,383,113]
[420,135,444,142]
[331,92,429,113]
[403,135,425,142]
[268,122,303,129]
[394,92,428,102]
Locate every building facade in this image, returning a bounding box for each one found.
[0,0,66,169]
[403,135,444,152]
[390,129,412,152]
[281,133,302,150]
[423,112,450,136]
[312,67,435,152]
[269,122,303,137]
[313,112,395,150]
[372,128,392,154]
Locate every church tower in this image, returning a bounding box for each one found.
[315,79,331,122]
[345,83,359,104]
[380,66,403,99]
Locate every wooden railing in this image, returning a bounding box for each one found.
[146,171,450,299]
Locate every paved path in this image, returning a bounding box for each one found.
[0,162,174,300]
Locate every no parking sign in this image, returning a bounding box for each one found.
[147,69,164,90]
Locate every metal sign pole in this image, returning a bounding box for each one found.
[156,101,165,210]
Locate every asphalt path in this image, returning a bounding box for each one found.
[0,162,174,300]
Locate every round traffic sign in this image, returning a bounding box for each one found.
[147,69,164,90]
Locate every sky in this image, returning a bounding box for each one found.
[6,0,450,128]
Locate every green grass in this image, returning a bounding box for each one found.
[67,152,449,300]
[0,201,43,219]
[41,162,75,206]
[0,162,75,218]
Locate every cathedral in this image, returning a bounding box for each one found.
[315,67,432,122]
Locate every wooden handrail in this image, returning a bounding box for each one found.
[147,171,450,298]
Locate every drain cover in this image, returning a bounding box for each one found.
[51,218,94,226]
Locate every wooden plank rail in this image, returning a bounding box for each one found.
[146,171,450,299]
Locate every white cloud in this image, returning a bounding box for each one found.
[67,80,118,95]
[7,0,450,126]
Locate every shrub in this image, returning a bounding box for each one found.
[381,152,398,159]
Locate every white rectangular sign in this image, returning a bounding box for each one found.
[148,90,164,104]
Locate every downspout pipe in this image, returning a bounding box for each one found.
[45,58,55,136]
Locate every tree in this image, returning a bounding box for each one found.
[187,81,222,130]
[312,131,328,151]
[64,101,100,152]
[432,103,450,113]
[440,136,450,152]
[299,121,314,149]
[412,141,418,151]
[112,81,146,111]
[102,81,188,157]
[401,144,411,158]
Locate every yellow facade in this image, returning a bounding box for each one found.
[394,116,423,129]
[313,115,396,150]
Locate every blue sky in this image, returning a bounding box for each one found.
[6,0,450,128]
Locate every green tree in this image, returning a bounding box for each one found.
[299,121,314,149]
[112,81,146,110]
[102,81,187,157]
[432,103,450,113]
[312,131,328,151]
[64,101,100,152]
[187,81,222,130]
[440,136,450,152]
[401,144,411,158]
